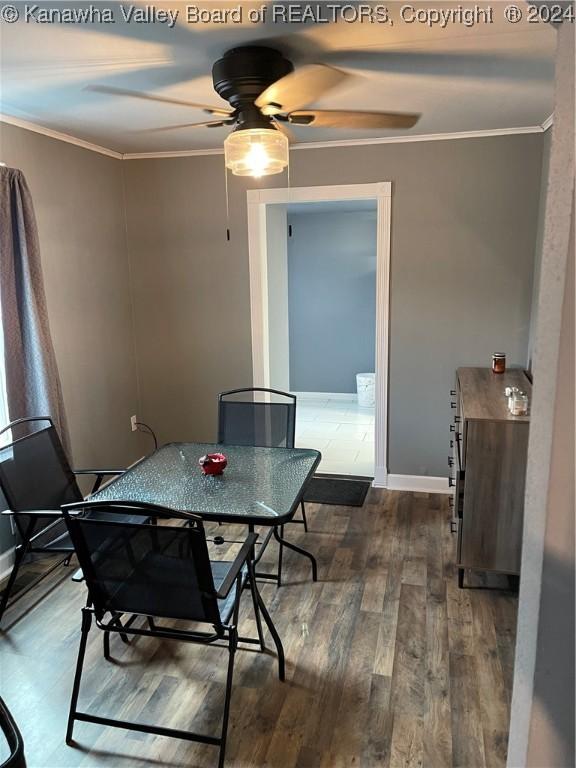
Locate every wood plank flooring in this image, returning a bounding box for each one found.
[0,489,517,768]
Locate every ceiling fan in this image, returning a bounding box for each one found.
[88,45,420,177]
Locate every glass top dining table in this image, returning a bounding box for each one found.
[91,442,321,526]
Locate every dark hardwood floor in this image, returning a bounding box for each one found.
[0,489,517,767]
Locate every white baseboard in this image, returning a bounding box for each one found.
[343,464,451,494]
[0,547,15,582]
[372,466,388,488]
[292,391,358,402]
[386,474,451,494]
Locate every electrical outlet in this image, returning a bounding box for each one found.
[130,415,138,432]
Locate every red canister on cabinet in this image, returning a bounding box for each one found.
[492,353,506,374]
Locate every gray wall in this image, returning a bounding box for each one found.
[0,123,142,555]
[124,133,544,477]
[287,209,376,393]
[0,128,546,554]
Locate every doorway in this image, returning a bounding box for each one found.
[247,183,391,486]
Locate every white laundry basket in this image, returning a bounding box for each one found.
[356,373,375,407]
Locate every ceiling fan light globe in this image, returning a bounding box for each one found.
[224,128,289,178]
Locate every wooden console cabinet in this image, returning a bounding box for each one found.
[450,367,531,587]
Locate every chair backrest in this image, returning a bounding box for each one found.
[63,502,223,626]
[0,418,81,514]
[218,388,296,449]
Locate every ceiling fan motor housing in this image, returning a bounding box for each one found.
[212,46,294,130]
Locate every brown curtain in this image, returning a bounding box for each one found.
[0,166,70,454]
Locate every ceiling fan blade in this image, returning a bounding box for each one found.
[85,85,233,116]
[272,117,296,144]
[288,110,420,130]
[136,119,234,133]
[255,64,349,116]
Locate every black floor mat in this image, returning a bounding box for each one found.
[303,476,371,507]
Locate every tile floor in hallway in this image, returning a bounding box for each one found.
[293,393,375,477]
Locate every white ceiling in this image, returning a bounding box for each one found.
[0,1,556,154]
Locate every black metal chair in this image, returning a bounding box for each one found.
[0,698,26,768]
[0,417,143,623]
[62,501,284,768]
[217,388,298,451]
[217,388,310,585]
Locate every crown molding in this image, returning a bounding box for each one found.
[1,113,549,162]
[284,124,543,150]
[541,113,554,131]
[0,114,123,159]
[123,124,546,159]
[124,146,224,160]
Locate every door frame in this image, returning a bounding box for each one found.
[246,182,391,487]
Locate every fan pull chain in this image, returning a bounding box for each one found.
[224,163,231,241]
[287,147,291,191]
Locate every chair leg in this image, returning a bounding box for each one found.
[67,608,92,745]
[0,539,30,624]
[101,614,131,658]
[218,627,237,768]
[300,501,308,532]
[110,613,130,644]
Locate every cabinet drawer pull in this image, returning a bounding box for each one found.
[450,425,456,432]
[450,439,454,448]
[450,390,456,396]
[448,457,454,467]
[451,401,457,409]
[454,416,461,424]
[448,477,455,487]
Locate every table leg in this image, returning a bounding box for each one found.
[248,524,280,584]
[273,527,318,582]
[278,525,284,587]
